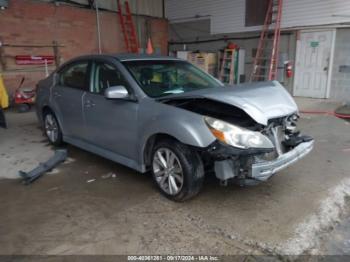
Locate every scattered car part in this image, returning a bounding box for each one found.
[101,172,117,179]
[19,149,67,185]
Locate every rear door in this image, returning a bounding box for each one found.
[83,60,139,160]
[51,61,90,138]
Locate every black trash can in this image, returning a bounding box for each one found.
[0,108,7,128]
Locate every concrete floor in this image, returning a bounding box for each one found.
[1,99,350,256]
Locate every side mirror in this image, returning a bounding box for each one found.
[104,86,129,99]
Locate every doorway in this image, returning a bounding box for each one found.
[293,29,336,98]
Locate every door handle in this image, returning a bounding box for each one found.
[84,100,96,108]
[324,67,328,71]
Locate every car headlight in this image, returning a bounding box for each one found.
[204,116,274,149]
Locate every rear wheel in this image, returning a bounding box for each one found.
[151,139,204,201]
[44,111,63,146]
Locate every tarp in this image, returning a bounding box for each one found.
[0,74,9,109]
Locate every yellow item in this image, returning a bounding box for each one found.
[0,74,9,109]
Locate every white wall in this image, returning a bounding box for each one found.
[331,28,350,102]
[166,0,350,34]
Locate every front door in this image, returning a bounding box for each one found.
[83,61,138,161]
[293,30,335,98]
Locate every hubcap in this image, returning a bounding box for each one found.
[45,114,58,142]
[152,148,184,195]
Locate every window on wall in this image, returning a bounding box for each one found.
[245,0,269,27]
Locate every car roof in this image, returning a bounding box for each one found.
[68,54,182,63]
[113,53,181,62]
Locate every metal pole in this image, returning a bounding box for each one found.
[44,59,49,77]
[95,0,102,54]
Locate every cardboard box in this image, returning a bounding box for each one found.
[187,52,217,76]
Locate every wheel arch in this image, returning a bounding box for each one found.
[143,133,180,170]
[138,116,215,172]
[41,106,64,135]
[42,105,53,116]
[37,105,53,126]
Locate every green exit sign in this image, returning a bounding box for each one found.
[310,41,319,48]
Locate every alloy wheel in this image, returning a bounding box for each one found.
[45,114,59,143]
[152,148,184,195]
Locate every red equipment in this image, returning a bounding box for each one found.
[117,0,139,53]
[250,0,283,82]
[14,77,36,113]
[227,42,238,50]
[285,61,293,78]
[15,55,54,65]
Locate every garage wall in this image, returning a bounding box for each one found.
[166,0,350,34]
[169,20,296,92]
[330,28,350,102]
[0,0,168,95]
[52,0,164,18]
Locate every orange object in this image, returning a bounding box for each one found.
[227,42,238,50]
[209,128,226,143]
[146,37,154,55]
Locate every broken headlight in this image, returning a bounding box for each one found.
[205,116,274,149]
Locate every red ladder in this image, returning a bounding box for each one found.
[250,0,283,82]
[117,0,139,53]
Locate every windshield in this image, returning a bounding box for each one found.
[122,60,222,98]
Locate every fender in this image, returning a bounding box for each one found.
[137,100,216,170]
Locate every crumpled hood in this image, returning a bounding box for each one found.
[162,81,298,126]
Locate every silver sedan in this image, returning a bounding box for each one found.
[36,54,314,201]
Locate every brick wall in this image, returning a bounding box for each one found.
[0,0,168,95]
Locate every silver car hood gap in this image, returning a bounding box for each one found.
[159,81,298,126]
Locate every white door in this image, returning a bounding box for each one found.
[293,30,335,98]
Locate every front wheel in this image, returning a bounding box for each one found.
[151,139,204,201]
[44,112,63,146]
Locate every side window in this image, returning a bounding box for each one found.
[59,62,89,90]
[92,62,128,94]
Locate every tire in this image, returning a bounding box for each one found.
[17,103,31,113]
[43,111,63,146]
[151,139,204,201]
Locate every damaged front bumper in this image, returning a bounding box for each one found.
[206,138,314,184]
[251,140,314,181]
